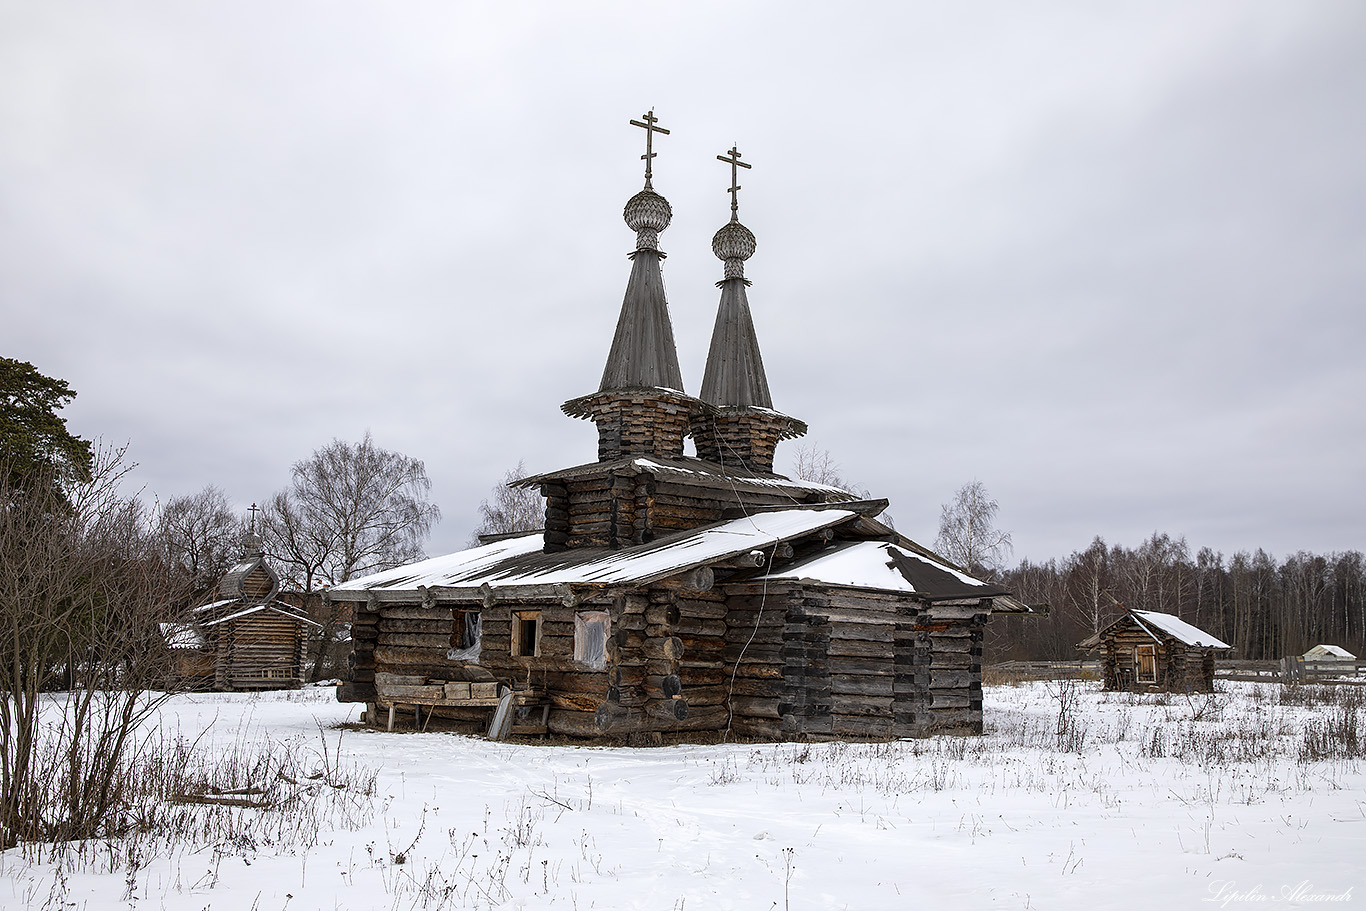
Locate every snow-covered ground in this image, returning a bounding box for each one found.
[3,680,1362,910]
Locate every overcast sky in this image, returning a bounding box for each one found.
[4,1,1363,565]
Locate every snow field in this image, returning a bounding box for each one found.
[2,681,1361,910]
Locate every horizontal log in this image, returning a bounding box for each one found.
[826,640,893,659]
[829,695,893,715]
[725,696,780,719]
[676,599,728,619]
[380,605,449,620]
[376,684,446,699]
[831,676,894,697]
[547,709,602,737]
[378,618,456,634]
[831,715,894,738]
[374,672,426,686]
[928,670,975,689]
[383,633,457,649]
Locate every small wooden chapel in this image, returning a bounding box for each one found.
[164,522,317,691]
[329,112,1033,741]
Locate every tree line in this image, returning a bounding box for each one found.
[989,534,1366,663]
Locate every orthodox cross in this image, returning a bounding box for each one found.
[717,145,752,219]
[629,109,670,188]
[248,503,260,533]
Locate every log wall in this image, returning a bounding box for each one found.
[350,582,991,740]
[212,612,306,691]
[1101,628,1217,693]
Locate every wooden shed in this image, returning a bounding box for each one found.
[1079,609,1231,693]
[169,533,318,691]
[331,112,1034,741]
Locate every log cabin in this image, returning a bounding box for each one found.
[165,532,318,691]
[1078,609,1231,693]
[329,113,1033,741]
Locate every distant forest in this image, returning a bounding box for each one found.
[986,533,1366,663]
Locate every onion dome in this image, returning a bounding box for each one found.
[712,219,756,280]
[624,187,672,252]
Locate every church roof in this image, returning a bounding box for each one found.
[597,111,688,395]
[515,454,844,498]
[329,505,863,598]
[699,277,772,408]
[700,146,777,410]
[755,539,1021,604]
[598,245,686,393]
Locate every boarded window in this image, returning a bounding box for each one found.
[512,610,541,658]
[574,611,610,668]
[1135,645,1156,683]
[447,611,481,661]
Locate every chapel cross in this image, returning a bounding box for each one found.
[248,503,260,533]
[717,145,752,219]
[629,109,670,188]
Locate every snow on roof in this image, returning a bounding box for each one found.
[1305,644,1356,659]
[757,540,1000,599]
[200,601,319,628]
[1131,610,1231,649]
[159,622,205,649]
[329,533,548,593]
[515,455,857,499]
[331,507,860,595]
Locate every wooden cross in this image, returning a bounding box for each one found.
[248,503,259,533]
[717,145,752,218]
[629,109,670,187]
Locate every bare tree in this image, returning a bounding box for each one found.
[787,444,893,527]
[156,485,242,598]
[0,445,191,846]
[263,432,440,589]
[934,480,1013,578]
[789,444,847,489]
[471,460,544,544]
[262,433,440,680]
[1065,536,1114,637]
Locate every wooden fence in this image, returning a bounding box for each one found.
[987,658,1366,684]
[1215,658,1366,683]
[985,660,1101,681]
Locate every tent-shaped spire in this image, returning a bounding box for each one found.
[691,147,804,472]
[599,110,685,394]
[700,145,769,407]
[564,110,700,462]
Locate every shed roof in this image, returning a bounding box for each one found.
[1305,644,1356,659]
[1079,609,1231,650]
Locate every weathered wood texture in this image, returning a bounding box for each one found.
[1100,627,1218,693]
[212,611,306,691]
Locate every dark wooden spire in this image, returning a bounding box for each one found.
[699,278,771,408]
[565,111,700,463]
[599,249,686,393]
[692,147,805,473]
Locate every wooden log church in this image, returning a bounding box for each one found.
[330,112,1033,740]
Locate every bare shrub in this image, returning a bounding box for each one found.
[0,446,193,847]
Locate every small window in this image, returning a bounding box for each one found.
[447,611,481,661]
[574,611,610,669]
[512,610,541,658]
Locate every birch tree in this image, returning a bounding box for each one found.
[934,480,1013,578]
